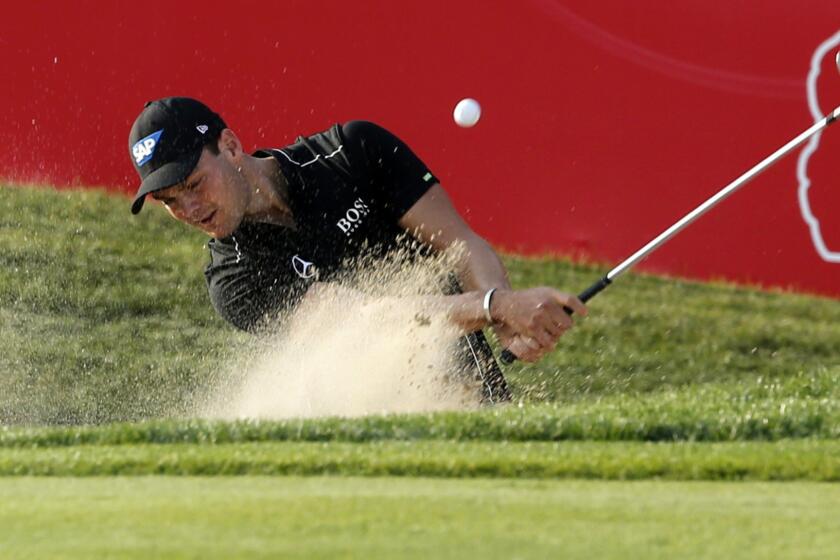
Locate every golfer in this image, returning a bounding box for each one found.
[128,97,586,403]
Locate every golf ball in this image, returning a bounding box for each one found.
[453,98,481,127]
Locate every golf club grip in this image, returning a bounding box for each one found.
[498,275,612,365]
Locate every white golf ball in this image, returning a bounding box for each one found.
[453,98,481,127]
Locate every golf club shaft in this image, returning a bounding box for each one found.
[500,105,840,365]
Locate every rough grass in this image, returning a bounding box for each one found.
[3,183,839,426]
[0,187,840,424]
[2,183,839,483]
[1,365,839,446]
[0,185,239,423]
[3,184,840,557]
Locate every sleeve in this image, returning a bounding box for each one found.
[340,120,439,219]
[204,238,311,332]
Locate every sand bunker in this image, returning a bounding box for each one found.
[201,247,484,419]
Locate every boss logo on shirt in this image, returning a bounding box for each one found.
[336,197,370,236]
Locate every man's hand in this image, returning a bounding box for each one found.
[491,322,544,362]
[490,288,587,362]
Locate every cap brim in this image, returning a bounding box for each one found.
[130,149,203,214]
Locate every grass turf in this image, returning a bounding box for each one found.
[1,477,839,560]
[2,183,839,425]
[1,440,839,480]
[3,183,840,558]
[2,364,838,446]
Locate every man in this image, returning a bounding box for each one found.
[128,97,586,403]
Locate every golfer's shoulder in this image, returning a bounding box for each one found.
[339,121,419,170]
[204,237,247,286]
[291,122,344,151]
[206,236,236,261]
[205,226,271,267]
[340,120,399,144]
[204,234,265,301]
[275,121,395,164]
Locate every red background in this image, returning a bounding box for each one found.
[3,1,840,297]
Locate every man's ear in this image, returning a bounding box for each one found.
[217,128,243,159]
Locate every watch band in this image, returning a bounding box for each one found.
[483,288,497,324]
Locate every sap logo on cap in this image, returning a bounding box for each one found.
[196,125,209,134]
[292,255,316,279]
[132,129,163,167]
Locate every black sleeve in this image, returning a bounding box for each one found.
[204,237,311,332]
[340,120,439,219]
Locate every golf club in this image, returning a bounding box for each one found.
[501,84,840,365]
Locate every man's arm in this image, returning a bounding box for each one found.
[337,121,584,361]
[399,184,510,293]
[399,184,586,362]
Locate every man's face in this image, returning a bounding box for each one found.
[152,146,249,238]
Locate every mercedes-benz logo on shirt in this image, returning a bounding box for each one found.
[291,255,316,279]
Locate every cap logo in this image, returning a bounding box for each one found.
[132,129,163,167]
[196,125,209,134]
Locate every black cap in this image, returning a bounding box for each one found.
[128,97,226,214]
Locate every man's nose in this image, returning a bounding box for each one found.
[180,193,202,219]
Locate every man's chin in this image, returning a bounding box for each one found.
[205,220,240,239]
[207,227,231,239]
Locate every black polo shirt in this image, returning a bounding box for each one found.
[205,120,439,329]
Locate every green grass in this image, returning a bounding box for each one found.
[6,358,840,447]
[2,182,840,474]
[0,184,239,424]
[2,364,838,446]
[2,183,839,425]
[3,183,840,558]
[1,440,839,480]
[1,477,839,559]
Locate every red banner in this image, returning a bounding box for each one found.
[2,1,839,296]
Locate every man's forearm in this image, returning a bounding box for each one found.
[304,282,491,335]
[438,290,492,334]
[457,235,512,293]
